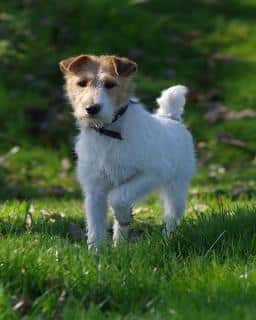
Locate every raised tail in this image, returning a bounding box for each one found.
[156,85,188,121]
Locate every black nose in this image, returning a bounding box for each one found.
[86,104,101,115]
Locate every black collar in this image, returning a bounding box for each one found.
[93,99,136,140]
[94,127,123,140]
[112,103,129,123]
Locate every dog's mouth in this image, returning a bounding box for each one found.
[78,115,106,129]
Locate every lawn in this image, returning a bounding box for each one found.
[0,0,256,319]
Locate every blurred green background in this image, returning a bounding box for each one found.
[1,1,256,318]
[0,0,255,198]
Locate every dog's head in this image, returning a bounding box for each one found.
[59,54,137,128]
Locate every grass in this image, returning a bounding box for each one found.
[0,0,256,318]
[1,200,256,319]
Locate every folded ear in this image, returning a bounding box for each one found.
[59,55,92,74]
[111,56,137,77]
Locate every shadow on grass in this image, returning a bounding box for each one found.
[0,185,81,201]
[0,164,81,201]
[0,215,86,244]
[1,205,256,258]
[174,206,256,258]
[125,205,256,259]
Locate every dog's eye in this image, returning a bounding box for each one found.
[77,79,87,87]
[104,81,117,89]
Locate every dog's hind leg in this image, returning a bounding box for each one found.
[160,179,189,235]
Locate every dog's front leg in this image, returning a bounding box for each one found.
[85,190,107,250]
[112,206,132,246]
[109,174,162,245]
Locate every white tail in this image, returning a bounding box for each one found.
[156,85,188,121]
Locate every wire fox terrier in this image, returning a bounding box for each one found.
[59,54,196,249]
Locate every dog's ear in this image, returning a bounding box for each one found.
[111,56,137,77]
[59,55,92,74]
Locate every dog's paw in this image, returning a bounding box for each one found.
[113,220,130,246]
[163,218,179,237]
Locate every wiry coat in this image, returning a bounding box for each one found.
[59,54,195,249]
[76,86,196,248]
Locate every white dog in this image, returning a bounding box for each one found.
[59,54,196,249]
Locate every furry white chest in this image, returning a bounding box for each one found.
[76,129,139,190]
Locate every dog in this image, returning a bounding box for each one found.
[59,54,196,249]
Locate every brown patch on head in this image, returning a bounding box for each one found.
[99,55,137,108]
[110,56,137,77]
[59,54,137,127]
[59,54,137,78]
[59,55,98,75]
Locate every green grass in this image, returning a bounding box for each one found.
[0,0,256,318]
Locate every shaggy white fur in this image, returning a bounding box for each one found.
[75,85,196,249]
